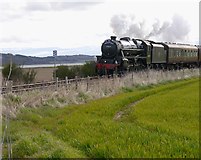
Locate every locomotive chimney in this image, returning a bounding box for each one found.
[111,36,117,40]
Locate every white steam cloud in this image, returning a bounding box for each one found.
[110,14,190,42]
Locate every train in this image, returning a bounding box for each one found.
[96,36,201,75]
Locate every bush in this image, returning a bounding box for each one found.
[56,61,96,80]
[71,66,82,77]
[23,69,37,84]
[81,61,96,77]
[56,66,77,79]
[2,63,23,83]
[2,63,37,84]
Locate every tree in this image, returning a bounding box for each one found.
[2,64,37,84]
[71,65,82,77]
[56,66,76,79]
[81,61,96,77]
[2,63,23,83]
[56,62,97,80]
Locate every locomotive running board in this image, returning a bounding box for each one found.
[122,49,144,52]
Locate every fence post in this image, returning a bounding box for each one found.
[56,77,58,91]
[42,80,44,90]
[97,76,100,92]
[183,68,185,79]
[6,81,13,94]
[75,76,78,90]
[7,81,13,93]
[65,76,68,89]
[86,76,90,91]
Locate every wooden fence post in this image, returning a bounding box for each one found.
[56,77,58,91]
[147,69,149,80]
[75,76,78,90]
[183,68,185,79]
[42,81,45,90]
[65,76,68,89]
[5,81,12,93]
[86,76,90,91]
[6,81,13,94]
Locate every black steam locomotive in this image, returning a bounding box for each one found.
[96,36,201,75]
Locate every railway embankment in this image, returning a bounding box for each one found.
[2,68,199,117]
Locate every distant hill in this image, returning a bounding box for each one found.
[1,53,96,65]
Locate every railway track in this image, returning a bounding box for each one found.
[1,76,100,95]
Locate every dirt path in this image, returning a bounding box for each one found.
[113,98,144,120]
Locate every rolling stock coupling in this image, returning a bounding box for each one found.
[96,36,201,75]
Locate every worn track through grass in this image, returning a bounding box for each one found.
[113,98,145,120]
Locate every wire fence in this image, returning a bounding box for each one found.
[1,76,99,95]
[1,68,199,95]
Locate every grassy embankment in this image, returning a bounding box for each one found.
[4,78,199,158]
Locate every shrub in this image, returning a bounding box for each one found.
[2,63,23,83]
[56,66,76,79]
[23,69,37,84]
[56,62,96,80]
[81,61,96,77]
[2,64,37,84]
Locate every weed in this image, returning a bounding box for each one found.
[121,87,133,93]
[12,137,38,158]
[77,92,89,103]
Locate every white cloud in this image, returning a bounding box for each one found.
[24,2,104,11]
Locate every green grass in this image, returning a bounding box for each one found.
[3,78,199,158]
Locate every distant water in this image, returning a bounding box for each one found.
[0,63,85,69]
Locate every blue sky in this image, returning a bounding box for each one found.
[0,0,200,57]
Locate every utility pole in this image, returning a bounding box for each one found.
[7,53,13,81]
[53,50,57,80]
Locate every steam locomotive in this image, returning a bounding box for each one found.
[96,36,201,75]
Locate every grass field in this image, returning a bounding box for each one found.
[3,78,199,158]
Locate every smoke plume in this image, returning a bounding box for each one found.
[110,14,190,42]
